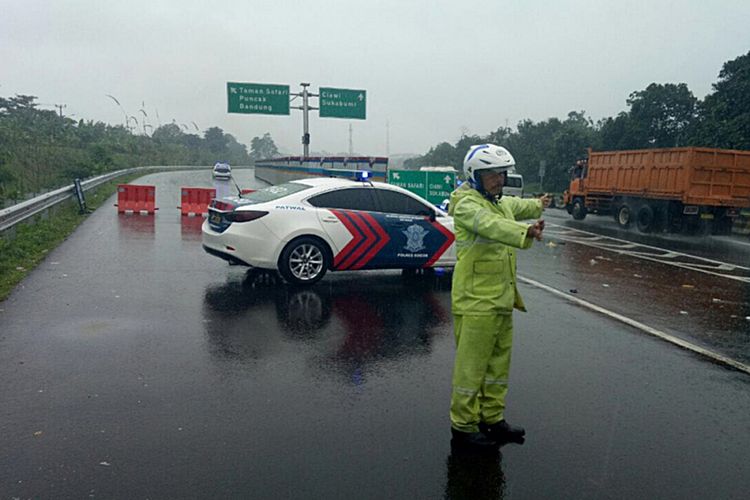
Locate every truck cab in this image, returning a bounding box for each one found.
[563,159,588,219]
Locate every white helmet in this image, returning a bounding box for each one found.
[463,144,516,187]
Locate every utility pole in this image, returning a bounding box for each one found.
[539,160,546,192]
[348,123,353,155]
[386,120,390,157]
[54,104,67,117]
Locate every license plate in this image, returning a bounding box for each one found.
[700,213,714,220]
[209,213,222,225]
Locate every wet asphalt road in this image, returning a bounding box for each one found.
[535,210,750,365]
[1,170,749,499]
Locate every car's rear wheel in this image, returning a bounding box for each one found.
[278,237,330,286]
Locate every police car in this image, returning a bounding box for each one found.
[202,176,456,285]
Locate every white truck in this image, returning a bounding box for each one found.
[504,173,524,197]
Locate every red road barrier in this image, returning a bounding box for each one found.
[241,189,256,195]
[179,187,216,216]
[115,184,157,214]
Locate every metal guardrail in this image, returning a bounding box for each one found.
[0,165,237,234]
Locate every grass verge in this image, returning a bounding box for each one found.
[0,174,142,302]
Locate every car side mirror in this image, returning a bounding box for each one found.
[429,210,436,222]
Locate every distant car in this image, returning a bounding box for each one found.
[202,177,456,285]
[212,162,232,180]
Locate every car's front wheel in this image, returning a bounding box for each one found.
[278,237,330,286]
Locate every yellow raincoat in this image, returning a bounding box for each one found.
[448,183,542,432]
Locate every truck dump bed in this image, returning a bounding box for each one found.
[586,147,750,207]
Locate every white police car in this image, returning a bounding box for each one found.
[202,177,456,285]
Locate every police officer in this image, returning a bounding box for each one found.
[448,144,549,448]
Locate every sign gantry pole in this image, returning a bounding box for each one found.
[293,83,318,158]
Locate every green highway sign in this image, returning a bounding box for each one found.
[319,87,366,119]
[388,169,456,205]
[227,82,290,115]
[388,170,425,192]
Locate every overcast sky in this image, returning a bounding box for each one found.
[2,0,749,157]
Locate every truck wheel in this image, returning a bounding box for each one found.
[572,199,587,220]
[616,205,632,228]
[278,237,330,286]
[636,205,654,233]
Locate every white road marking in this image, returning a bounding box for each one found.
[713,236,750,249]
[546,223,750,283]
[518,275,750,375]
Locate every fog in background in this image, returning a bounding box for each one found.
[2,0,749,157]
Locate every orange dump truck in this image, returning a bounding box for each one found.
[563,147,750,234]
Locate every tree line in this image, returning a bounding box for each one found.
[405,50,750,192]
[0,96,282,205]
[2,50,747,202]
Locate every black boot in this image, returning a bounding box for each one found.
[450,428,498,449]
[479,420,525,444]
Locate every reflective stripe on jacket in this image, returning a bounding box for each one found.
[448,183,543,316]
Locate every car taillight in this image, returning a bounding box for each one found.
[230,210,268,222]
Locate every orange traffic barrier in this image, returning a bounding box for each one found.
[115,184,157,214]
[179,187,216,216]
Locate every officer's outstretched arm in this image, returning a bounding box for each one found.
[454,197,533,249]
[507,196,544,221]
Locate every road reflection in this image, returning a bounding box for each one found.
[202,270,453,379]
[180,215,205,241]
[116,213,155,238]
[444,445,506,499]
